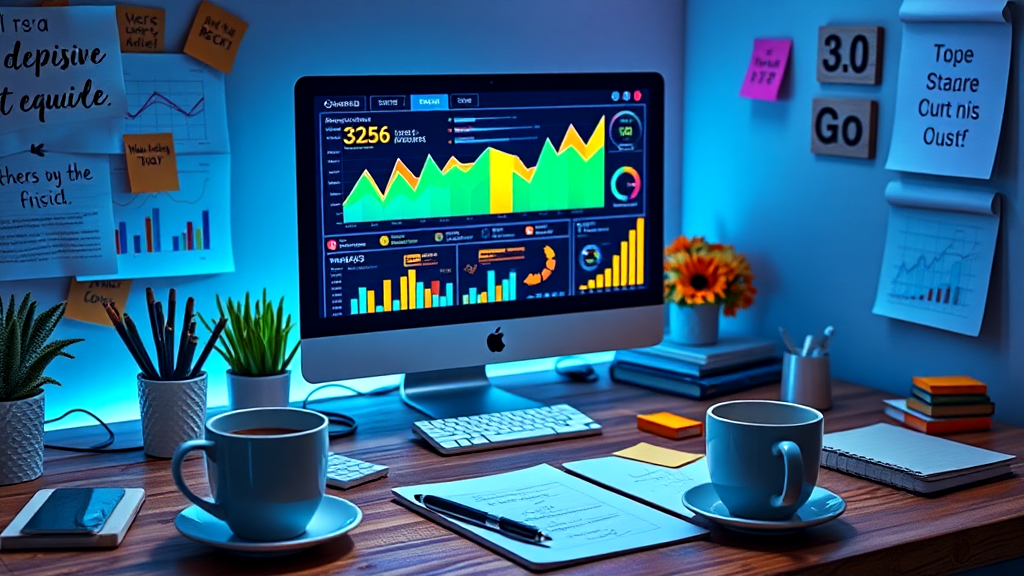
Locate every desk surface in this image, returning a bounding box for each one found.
[1,370,1022,576]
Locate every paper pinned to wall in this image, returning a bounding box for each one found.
[77,154,234,281]
[872,181,1000,336]
[65,278,131,326]
[885,0,1011,179]
[0,7,128,158]
[121,54,230,155]
[0,152,117,280]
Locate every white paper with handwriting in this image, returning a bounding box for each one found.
[393,464,705,570]
[564,456,710,519]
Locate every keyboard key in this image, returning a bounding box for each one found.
[485,428,557,443]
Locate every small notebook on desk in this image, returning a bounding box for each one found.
[392,464,706,571]
[821,423,1015,494]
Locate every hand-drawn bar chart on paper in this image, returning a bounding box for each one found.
[873,182,1000,336]
[78,155,234,281]
[121,54,230,154]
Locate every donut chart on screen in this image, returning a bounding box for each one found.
[611,166,642,202]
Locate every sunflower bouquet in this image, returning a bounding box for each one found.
[664,236,756,317]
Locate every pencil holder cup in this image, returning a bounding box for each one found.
[138,373,208,459]
[780,352,832,411]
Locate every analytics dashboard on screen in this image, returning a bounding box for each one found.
[312,86,652,322]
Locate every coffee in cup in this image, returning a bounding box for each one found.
[171,407,329,541]
[705,400,823,521]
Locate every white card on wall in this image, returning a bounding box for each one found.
[885,0,1011,180]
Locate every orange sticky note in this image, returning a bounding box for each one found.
[66,280,132,326]
[638,412,703,440]
[912,376,987,396]
[123,133,180,193]
[183,1,248,73]
[117,5,166,53]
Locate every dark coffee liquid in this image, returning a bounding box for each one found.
[232,427,301,436]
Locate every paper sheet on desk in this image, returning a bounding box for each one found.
[393,464,706,570]
[872,181,999,336]
[564,456,711,519]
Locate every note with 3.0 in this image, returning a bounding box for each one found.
[65,279,131,326]
[123,133,179,193]
[740,38,792,101]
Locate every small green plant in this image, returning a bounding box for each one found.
[0,294,82,402]
[201,290,299,377]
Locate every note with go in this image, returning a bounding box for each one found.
[740,38,792,101]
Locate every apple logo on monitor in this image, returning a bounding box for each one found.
[487,327,505,352]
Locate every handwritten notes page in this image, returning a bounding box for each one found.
[65,278,131,325]
[872,181,999,336]
[564,457,711,519]
[116,5,165,53]
[123,133,179,193]
[740,38,792,101]
[0,152,116,280]
[0,7,127,157]
[886,0,1011,179]
[183,1,247,74]
[393,464,705,570]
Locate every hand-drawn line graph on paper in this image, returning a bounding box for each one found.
[886,217,981,319]
[121,54,230,154]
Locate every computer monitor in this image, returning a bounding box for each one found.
[294,72,665,419]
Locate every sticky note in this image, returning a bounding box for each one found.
[66,279,132,326]
[117,5,166,53]
[183,1,248,73]
[123,133,179,193]
[613,442,704,468]
[638,412,703,440]
[740,38,792,101]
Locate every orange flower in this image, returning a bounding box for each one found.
[670,254,727,305]
[666,235,706,256]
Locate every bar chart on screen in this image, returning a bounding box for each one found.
[577,217,645,293]
[78,155,235,281]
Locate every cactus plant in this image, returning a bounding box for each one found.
[0,294,82,402]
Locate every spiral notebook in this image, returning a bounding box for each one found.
[821,423,1015,494]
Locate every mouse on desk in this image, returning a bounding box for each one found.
[555,356,598,382]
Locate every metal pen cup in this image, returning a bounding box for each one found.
[780,352,832,411]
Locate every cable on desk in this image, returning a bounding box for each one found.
[301,383,398,439]
[43,409,144,453]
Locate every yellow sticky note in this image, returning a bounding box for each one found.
[117,5,166,53]
[66,280,132,326]
[183,1,248,73]
[123,133,179,193]
[613,442,704,468]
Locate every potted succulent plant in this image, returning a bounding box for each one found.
[202,290,300,411]
[664,236,757,346]
[0,294,82,485]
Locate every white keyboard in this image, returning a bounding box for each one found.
[413,404,602,455]
[326,453,389,489]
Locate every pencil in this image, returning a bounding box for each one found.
[124,313,159,379]
[166,289,176,378]
[155,302,167,378]
[164,324,175,380]
[104,303,147,377]
[176,335,199,379]
[146,287,161,351]
[177,297,194,374]
[189,317,226,379]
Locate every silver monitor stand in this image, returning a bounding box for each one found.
[401,366,543,419]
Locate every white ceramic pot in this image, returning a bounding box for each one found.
[0,392,44,486]
[227,371,291,411]
[138,373,208,459]
[668,303,720,346]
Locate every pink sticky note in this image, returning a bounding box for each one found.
[740,38,792,101]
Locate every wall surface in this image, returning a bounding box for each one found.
[0,0,685,427]
[683,0,1024,425]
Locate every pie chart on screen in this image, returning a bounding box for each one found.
[611,167,642,202]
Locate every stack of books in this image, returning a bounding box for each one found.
[883,376,994,435]
[611,337,781,400]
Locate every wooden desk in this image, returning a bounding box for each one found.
[1,370,1022,575]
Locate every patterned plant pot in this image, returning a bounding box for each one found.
[0,392,45,486]
[138,373,208,459]
[668,303,720,346]
[227,371,291,411]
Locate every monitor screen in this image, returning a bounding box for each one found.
[295,73,664,338]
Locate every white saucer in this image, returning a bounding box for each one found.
[174,494,362,556]
[681,483,846,534]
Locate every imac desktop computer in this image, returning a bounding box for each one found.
[294,72,664,454]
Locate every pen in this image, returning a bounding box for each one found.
[779,326,798,355]
[817,325,835,356]
[415,494,551,545]
[800,334,814,357]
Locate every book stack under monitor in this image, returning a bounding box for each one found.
[883,376,994,435]
[611,337,781,400]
